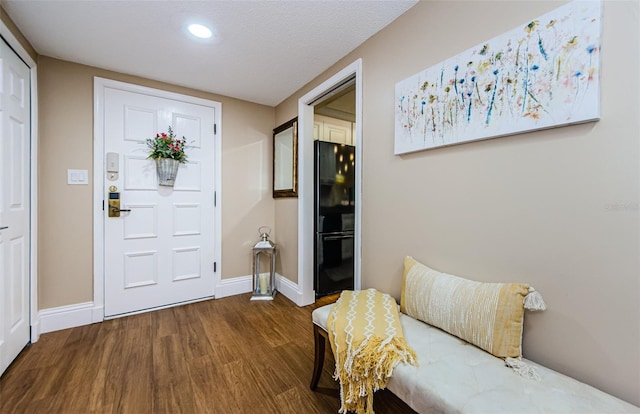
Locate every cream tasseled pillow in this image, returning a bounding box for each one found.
[400,256,532,359]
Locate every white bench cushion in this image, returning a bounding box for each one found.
[312,304,639,413]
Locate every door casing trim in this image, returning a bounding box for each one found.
[93,77,222,321]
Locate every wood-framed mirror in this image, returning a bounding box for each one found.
[273,117,298,198]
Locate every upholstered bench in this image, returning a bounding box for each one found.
[311,304,638,413]
[310,257,640,413]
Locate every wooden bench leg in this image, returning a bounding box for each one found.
[310,324,328,390]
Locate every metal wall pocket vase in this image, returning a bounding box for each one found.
[155,158,179,187]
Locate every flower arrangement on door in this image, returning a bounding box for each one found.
[147,126,188,186]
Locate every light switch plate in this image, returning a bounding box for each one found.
[68,169,89,185]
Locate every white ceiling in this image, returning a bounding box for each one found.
[2,0,418,106]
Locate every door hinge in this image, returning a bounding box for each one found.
[213,262,217,272]
[214,191,217,207]
[102,200,105,211]
[214,123,217,135]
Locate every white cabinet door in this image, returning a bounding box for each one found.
[315,115,353,145]
[0,39,31,375]
[323,121,349,144]
[351,122,357,146]
[313,121,322,141]
[103,87,216,317]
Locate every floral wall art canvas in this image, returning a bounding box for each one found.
[394,1,602,155]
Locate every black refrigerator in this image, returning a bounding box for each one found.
[314,141,356,298]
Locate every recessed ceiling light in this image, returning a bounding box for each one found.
[188,24,212,39]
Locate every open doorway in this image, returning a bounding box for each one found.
[313,80,356,298]
[297,60,362,306]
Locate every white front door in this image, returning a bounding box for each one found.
[102,84,217,317]
[0,38,31,375]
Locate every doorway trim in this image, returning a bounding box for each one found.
[0,23,40,341]
[93,77,222,320]
[297,59,362,306]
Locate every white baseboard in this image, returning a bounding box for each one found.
[35,277,304,335]
[92,305,104,323]
[30,320,41,343]
[276,273,304,305]
[214,273,304,305]
[215,275,253,298]
[39,302,100,334]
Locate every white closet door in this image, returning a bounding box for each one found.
[0,38,31,376]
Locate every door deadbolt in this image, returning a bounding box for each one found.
[108,186,131,217]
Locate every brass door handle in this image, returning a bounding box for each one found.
[111,208,131,213]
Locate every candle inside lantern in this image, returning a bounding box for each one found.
[250,226,277,301]
[259,273,268,294]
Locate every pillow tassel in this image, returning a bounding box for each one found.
[505,357,542,381]
[524,287,546,311]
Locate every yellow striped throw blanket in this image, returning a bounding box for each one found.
[327,289,417,414]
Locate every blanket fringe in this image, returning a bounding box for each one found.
[524,287,546,311]
[334,336,417,414]
[505,357,541,381]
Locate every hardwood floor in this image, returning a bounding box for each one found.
[0,293,416,414]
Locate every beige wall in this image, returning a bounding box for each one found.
[38,56,275,309]
[276,0,640,406]
[273,103,300,283]
[274,198,298,282]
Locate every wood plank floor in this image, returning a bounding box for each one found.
[0,293,416,414]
